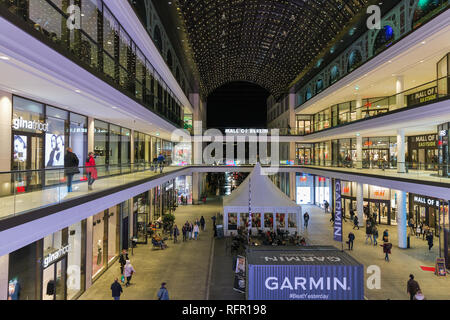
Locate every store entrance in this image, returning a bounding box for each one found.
[42,257,67,300]
[366,200,391,225]
[297,148,313,165]
[12,133,44,190]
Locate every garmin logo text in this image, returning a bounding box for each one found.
[264,256,341,263]
[43,245,71,268]
[265,276,348,291]
[12,117,49,132]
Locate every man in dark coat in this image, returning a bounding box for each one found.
[64,147,80,192]
[407,274,420,300]
[119,249,128,275]
[111,278,123,300]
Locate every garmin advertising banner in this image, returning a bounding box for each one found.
[334,179,343,242]
[246,247,364,300]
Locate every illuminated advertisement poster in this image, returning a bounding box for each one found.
[45,134,65,167]
[13,135,27,162]
[296,187,311,204]
[233,255,246,293]
[172,142,191,166]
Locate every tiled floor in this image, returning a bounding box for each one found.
[302,205,450,300]
[79,197,220,300]
[0,166,182,220]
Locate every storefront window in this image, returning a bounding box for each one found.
[296,173,313,204]
[134,192,149,243]
[94,120,108,167]
[121,128,131,165]
[67,220,86,300]
[69,113,87,168]
[109,124,121,167]
[107,206,119,264]
[92,211,106,279]
[8,241,40,300]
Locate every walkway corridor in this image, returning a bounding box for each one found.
[79,197,220,300]
[302,205,450,300]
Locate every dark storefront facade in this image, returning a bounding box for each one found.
[407,134,438,170]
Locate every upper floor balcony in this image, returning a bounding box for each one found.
[0,0,185,127]
[280,73,449,136]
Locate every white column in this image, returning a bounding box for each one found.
[0,254,8,300]
[356,95,362,120]
[397,190,407,248]
[87,117,95,154]
[397,129,406,173]
[396,75,404,110]
[356,182,364,226]
[356,134,363,169]
[192,172,200,204]
[0,91,12,197]
[85,215,93,289]
[130,130,135,164]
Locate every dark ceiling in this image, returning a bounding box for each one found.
[177,0,373,99]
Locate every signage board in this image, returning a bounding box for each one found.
[43,244,71,268]
[246,246,364,300]
[413,195,440,209]
[435,258,447,277]
[334,179,343,242]
[406,86,437,105]
[225,128,269,134]
[233,255,246,293]
[12,116,49,132]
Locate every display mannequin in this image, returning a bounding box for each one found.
[96,239,102,265]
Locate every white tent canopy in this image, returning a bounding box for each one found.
[223,163,302,236]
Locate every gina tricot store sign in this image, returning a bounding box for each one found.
[42,244,71,268]
[12,116,49,132]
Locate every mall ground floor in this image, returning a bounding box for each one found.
[0,174,194,300]
[271,172,450,268]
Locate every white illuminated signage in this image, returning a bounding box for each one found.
[12,117,49,132]
[225,128,269,134]
[439,130,448,137]
[43,244,71,268]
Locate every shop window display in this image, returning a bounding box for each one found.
[66,221,86,300]
[240,213,249,228]
[42,230,65,300]
[276,213,286,229]
[92,211,105,279]
[107,206,119,264]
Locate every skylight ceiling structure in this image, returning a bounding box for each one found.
[177,0,371,99]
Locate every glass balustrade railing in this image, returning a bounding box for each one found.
[0,162,186,221]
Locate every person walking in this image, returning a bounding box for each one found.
[157,282,169,300]
[408,218,415,236]
[85,152,98,191]
[200,216,206,231]
[188,222,193,240]
[382,229,389,242]
[381,240,392,262]
[324,200,329,213]
[330,211,335,224]
[372,226,379,246]
[347,232,355,250]
[193,223,199,240]
[353,215,359,230]
[426,231,433,251]
[303,212,310,228]
[182,224,187,242]
[111,278,123,300]
[422,225,429,240]
[123,260,135,287]
[64,147,80,193]
[152,156,158,172]
[173,225,179,243]
[365,221,373,245]
[119,249,128,275]
[407,274,421,301]
[350,209,355,222]
[157,153,165,173]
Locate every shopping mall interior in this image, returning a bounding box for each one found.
[0,0,449,303]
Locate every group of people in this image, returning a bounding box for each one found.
[64,148,98,192]
[347,226,392,261]
[408,218,434,251]
[181,216,206,241]
[110,249,170,300]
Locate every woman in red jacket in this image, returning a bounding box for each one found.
[86,152,98,191]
